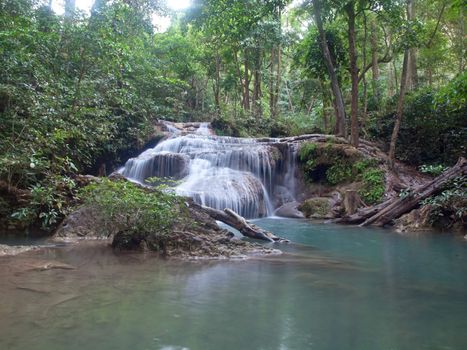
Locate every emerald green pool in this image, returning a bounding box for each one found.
[1,219,466,350]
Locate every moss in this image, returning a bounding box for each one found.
[298,142,362,184]
[299,142,386,204]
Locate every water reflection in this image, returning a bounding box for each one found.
[1,220,467,350]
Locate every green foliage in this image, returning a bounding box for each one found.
[358,168,385,205]
[11,174,77,230]
[419,164,447,176]
[368,83,466,166]
[420,176,467,226]
[299,142,385,203]
[326,163,353,185]
[298,142,318,175]
[81,179,179,237]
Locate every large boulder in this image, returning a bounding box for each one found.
[298,197,342,219]
[54,206,114,240]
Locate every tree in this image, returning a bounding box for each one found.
[312,0,346,136]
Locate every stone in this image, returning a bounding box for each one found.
[394,206,434,233]
[53,199,280,259]
[298,197,333,219]
[274,201,305,218]
[0,244,38,256]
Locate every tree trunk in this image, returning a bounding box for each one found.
[362,13,369,132]
[253,48,263,118]
[201,206,287,242]
[244,50,251,111]
[313,0,346,137]
[370,19,380,100]
[406,0,418,89]
[274,41,282,116]
[346,2,359,147]
[269,47,275,116]
[214,53,221,114]
[233,49,247,112]
[362,157,466,226]
[333,157,466,226]
[388,48,409,169]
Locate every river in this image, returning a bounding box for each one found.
[1,219,466,350]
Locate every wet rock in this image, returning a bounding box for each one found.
[0,245,38,256]
[275,201,305,218]
[121,152,189,182]
[273,185,295,207]
[394,206,435,233]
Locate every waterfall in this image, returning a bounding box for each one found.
[283,143,298,201]
[119,124,297,218]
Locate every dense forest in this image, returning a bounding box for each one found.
[0,0,465,233]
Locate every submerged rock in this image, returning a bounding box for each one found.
[0,244,39,256]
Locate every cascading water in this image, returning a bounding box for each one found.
[119,123,297,218]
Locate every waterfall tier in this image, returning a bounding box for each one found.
[119,123,297,218]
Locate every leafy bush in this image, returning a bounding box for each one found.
[358,168,385,205]
[80,179,180,238]
[299,142,385,204]
[367,77,466,166]
[11,174,77,230]
[326,163,353,185]
[419,164,447,176]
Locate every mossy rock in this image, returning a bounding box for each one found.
[299,142,365,184]
[298,197,332,219]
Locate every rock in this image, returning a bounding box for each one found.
[343,190,364,215]
[298,197,334,219]
[274,201,305,218]
[53,206,114,241]
[394,206,434,233]
[54,199,280,259]
[121,152,190,182]
[272,185,295,207]
[0,244,38,256]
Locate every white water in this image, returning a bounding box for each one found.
[119,123,296,218]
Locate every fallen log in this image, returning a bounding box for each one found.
[201,206,288,243]
[331,157,466,226]
[329,202,385,225]
[363,157,466,227]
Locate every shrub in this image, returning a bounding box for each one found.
[81,179,180,238]
[358,168,385,205]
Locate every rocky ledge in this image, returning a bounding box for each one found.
[53,199,281,259]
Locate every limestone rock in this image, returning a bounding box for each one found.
[394,206,434,233]
[274,201,305,218]
[299,197,334,219]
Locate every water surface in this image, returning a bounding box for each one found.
[1,219,466,350]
